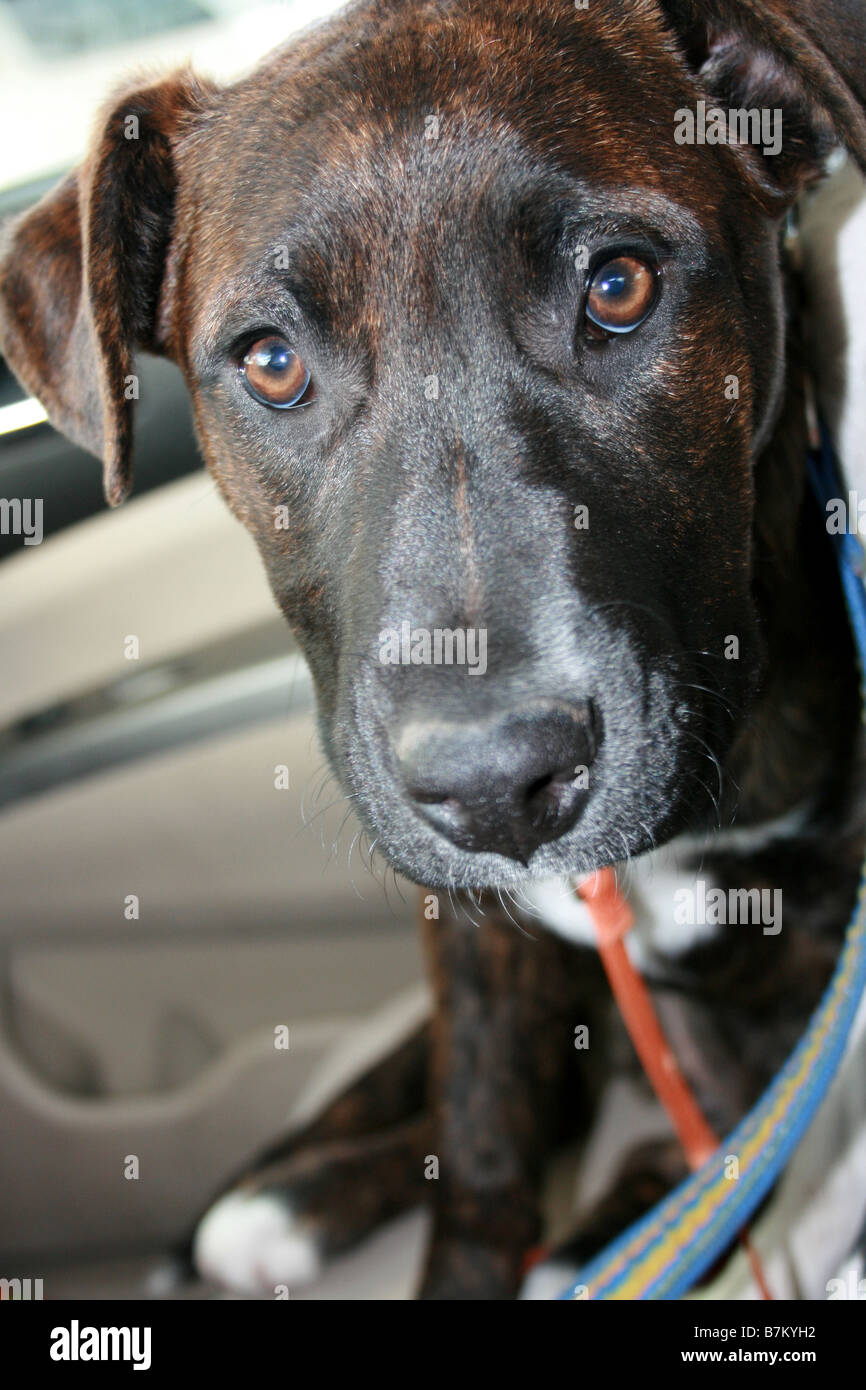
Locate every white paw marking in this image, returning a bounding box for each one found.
[518,1259,583,1301]
[193,1191,322,1294]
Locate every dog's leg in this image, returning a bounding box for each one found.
[519,1137,687,1298]
[193,1021,432,1293]
[194,898,606,1298]
[418,893,606,1300]
[194,1115,432,1294]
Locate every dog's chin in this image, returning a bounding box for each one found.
[368,826,661,891]
[345,792,692,891]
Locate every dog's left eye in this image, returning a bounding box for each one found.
[585,256,658,335]
[240,336,313,408]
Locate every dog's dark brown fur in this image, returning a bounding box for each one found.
[2,0,866,1298]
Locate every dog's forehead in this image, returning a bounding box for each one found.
[178,0,727,345]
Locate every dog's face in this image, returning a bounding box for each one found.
[182,5,788,888]
[1,0,860,888]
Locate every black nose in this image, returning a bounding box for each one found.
[394,699,600,863]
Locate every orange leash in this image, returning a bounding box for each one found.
[577,867,773,1300]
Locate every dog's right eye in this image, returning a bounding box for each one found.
[585,256,658,336]
[240,336,313,408]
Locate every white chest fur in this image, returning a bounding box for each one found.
[523,840,735,973]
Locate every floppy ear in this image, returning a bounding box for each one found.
[659,0,866,208]
[0,71,214,506]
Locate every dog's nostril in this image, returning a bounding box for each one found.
[526,770,567,810]
[527,766,580,797]
[410,790,460,810]
[410,790,468,824]
[525,763,589,825]
[410,792,475,844]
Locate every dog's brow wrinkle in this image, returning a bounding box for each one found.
[190,268,311,371]
[560,189,708,248]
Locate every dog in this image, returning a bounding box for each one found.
[2,0,866,1300]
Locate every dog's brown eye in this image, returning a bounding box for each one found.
[241,336,312,408]
[586,256,657,334]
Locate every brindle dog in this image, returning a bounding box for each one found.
[2,0,866,1299]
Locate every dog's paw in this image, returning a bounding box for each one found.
[193,1190,322,1295]
[518,1257,584,1300]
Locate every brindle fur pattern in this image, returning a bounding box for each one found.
[2,0,866,1298]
